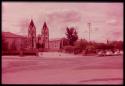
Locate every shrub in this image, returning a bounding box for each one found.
[73,39,88,54]
[64,45,75,53]
[2,50,20,55]
[85,45,96,54]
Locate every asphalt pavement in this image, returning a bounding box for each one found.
[2,52,123,84]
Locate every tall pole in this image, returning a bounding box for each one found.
[88,22,91,42]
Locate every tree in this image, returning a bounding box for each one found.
[36,43,43,49]
[62,38,69,47]
[64,45,75,53]
[74,39,88,53]
[65,27,78,46]
[96,43,107,50]
[111,41,123,50]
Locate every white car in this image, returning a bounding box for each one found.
[105,51,113,56]
[114,50,123,56]
[114,51,120,56]
[97,51,105,56]
[119,51,123,55]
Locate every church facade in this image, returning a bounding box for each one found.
[28,19,63,51]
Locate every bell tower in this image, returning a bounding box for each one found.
[42,22,49,50]
[28,19,36,49]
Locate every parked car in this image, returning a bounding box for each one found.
[97,50,105,56]
[113,50,123,56]
[119,50,123,55]
[105,50,114,56]
[114,51,120,56]
[98,50,123,56]
[113,50,120,56]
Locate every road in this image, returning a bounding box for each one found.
[2,52,123,84]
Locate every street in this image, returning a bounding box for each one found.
[2,52,123,84]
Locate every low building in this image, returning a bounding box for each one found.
[49,38,63,51]
[2,32,27,51]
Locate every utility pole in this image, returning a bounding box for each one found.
[88,22,91,42]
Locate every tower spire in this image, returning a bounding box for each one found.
[41,21,49,50]
[28,19,36,49]
[43,21,47,29]
[30,19,34,27]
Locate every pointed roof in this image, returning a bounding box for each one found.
[29,19,35,27]
[43,21,48,29]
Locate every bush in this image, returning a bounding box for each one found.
[74,46,82,54]
[2,50,20,55]
[22,49,38,56]
[2,49,38,56]
[73,39,88,54]
[64,45,75,53]
[85,45,96,54]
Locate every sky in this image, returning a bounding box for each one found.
[2,2,123,43]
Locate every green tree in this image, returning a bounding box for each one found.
[65,27,78,46]
[111,41,123,50]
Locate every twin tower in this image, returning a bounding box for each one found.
[28,19,49,49]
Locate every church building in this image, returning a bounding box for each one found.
[28,19,63,51]
[2,19,63,52]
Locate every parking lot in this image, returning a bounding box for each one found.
[2,52,123,84]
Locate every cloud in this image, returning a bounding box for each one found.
[112,31,123,36]
[2,2,123,42]
[47,10,81,24]
[106,19,117,25]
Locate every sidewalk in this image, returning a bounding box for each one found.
[38,52,82,58]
